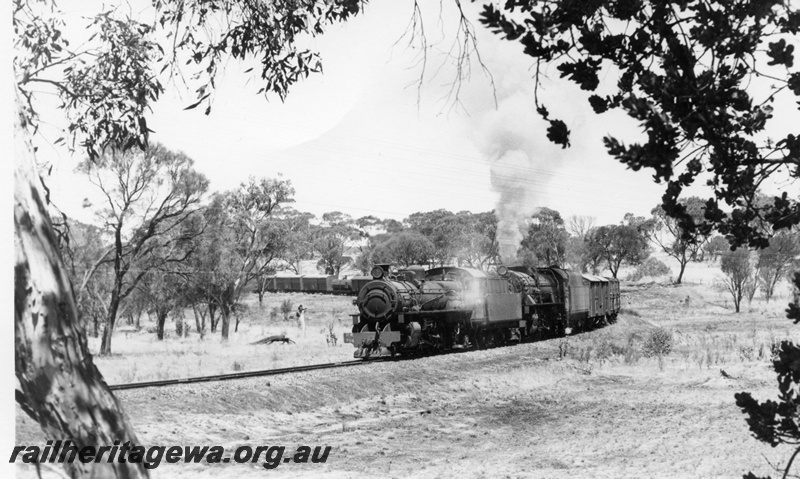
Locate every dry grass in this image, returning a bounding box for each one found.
[91,292,356,385]
[563,277,796,374]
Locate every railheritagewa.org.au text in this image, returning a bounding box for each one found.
[10,441,331,469]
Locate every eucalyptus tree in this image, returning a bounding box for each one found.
[314,211,361,275]
[519,207,569,267]
[720,248,754,313]
[193,178,294,339]
[651,197,711,283]
[585,224,651,278]
[77,143,208,354]
[702,235,730,263]
[58,220,113,337]
[13,1,364,476]
[404,209,466,266]
[454,211,500,268]
[567,215,596,238]
[757,230,800,302]
[274,207,316,276]
[564,215,598,273]
[370,231,436,267]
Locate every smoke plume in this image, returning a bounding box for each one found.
[475,85,566,265]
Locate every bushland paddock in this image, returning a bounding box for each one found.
[89,270,797,388]
[90,292,357,385]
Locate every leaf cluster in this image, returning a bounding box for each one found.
[15,1,164,159]
[480,0,800,249]
[155,0,363,110]
[736,271,800,477]
[14,0,365,162]
[519,207,569,267]
[585,223,651,278]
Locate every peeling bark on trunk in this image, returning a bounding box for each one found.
[14,98,149,478]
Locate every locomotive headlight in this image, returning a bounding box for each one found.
[497,265,509,277]
[370,266,385,279]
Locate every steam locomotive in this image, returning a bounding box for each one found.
[343,264,620,358]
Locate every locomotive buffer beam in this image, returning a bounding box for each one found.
[343,330,401,358]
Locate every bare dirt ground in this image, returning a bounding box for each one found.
[16,270,800,478]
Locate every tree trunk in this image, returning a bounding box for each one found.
[156,310,168,340]
[609,257,620,279]
[100,287,121,355]
[257,277,265,306]
[220,303,230,340]
[209,302,218,333]
[675,258,687,284]
[14,98,149,478]
[192,304,206,339]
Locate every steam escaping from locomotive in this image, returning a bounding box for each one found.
[465,34,582,265]
[491,149,539,264]
[471,70,558,265]
[481,102,547,265]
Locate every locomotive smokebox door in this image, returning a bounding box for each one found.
[362,285,395,319]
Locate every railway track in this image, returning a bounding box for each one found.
[108,359,370,391]
[107,328,593,392]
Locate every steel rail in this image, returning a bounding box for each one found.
[108,359,369,391]
[108,330,578,392]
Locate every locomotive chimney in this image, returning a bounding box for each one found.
[404,265,426,281]
[370,263,392,279]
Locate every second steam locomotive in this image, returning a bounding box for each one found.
[343,264,620,358]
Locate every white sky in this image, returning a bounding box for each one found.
[28,0,799,228]
[29,0,665,229]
